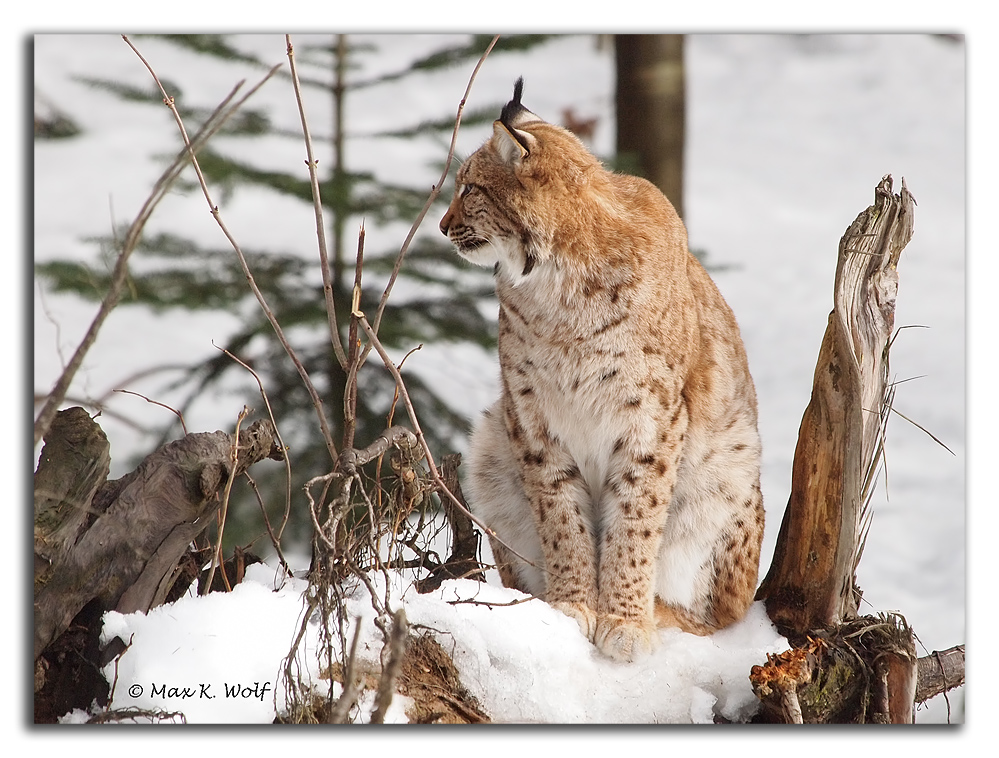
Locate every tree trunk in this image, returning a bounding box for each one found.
[615,34,685,219]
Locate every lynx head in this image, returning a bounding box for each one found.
[439,78,608,281]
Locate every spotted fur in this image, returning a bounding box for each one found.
[440,79,764,661]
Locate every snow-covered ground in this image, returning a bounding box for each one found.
[70,563,788,724]
[27,26,976,733]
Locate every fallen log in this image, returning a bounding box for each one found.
[915,644,965,705]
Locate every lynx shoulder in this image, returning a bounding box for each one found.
[440,78,764,662]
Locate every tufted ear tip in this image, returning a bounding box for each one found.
[500,77,526,123]
[494,77,542,165]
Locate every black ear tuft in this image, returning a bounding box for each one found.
[512,76,524,105]
[500,76,528,127]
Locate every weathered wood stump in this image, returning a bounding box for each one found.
[33,407,283,721]
[752,176,963,722]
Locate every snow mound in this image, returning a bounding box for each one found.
[98,562,787,724]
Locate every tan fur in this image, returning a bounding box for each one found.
[440,82,764,661]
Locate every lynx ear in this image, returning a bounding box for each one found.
[492,120,533,164]
[492,76,541,165]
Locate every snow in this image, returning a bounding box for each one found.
[90,562,788,724]
[22,17,982,735]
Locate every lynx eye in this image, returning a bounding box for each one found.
[459,183,473,198]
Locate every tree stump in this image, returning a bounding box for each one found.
[749,176,952,723]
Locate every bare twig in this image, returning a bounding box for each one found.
[365,34,500,351]
[111,389,188,435]
[342,224,366,454]
[328,616,364,724]
[285,34,349,369]
[122,35,340,466]
[447,596,536,608]
[203,406,249,594]
[353,310,541,572]
[214,342,293,541]
[370,608,408,724]
[33,61,274,446]
[239,472,295,580]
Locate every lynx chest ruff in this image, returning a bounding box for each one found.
[440,78,764,662]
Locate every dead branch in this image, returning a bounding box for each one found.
[203,406,249,594]
[915,644,965,704]
[365,35,500,350]
[339,425,419,474]
[370,608,408,724]
[352,310,536,572]
[214,343,293,543]
[285,34,348,369]
[33,68,278,447]
[416,454,486,594]
[123,35,340,466]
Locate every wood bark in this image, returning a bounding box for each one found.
[756,175,916,634]
[750,614,919,724]
[615,34,685,219]
[34,408,284,662]
[915,645,965,704]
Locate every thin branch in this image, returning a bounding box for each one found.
[214,342,293,540]
[342,223,366,454]
[447,596,536,608]
[203,406,249,594]
[241,471,295,581]
[364,34,500,353]
[33,62,271,447]
[285,34,349,369]
[328,616,364,724]
[111,388,188,435]
[122,35,340,466]
[369,608,408,724]
[353,310,542,573]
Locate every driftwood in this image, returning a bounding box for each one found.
[752,176,963,722]
[34,407,283,721]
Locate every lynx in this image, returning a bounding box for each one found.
[440,79,764,662]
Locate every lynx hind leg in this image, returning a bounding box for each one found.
[653,598,717,636]
[706,485,764,630]
[655,482,765,636]
[466,402,546,598]
[487,537,532,595]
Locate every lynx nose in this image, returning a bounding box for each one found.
[439,208,453,237]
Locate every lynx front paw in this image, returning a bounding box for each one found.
[594,614,658,662]
[551,601,598,642]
